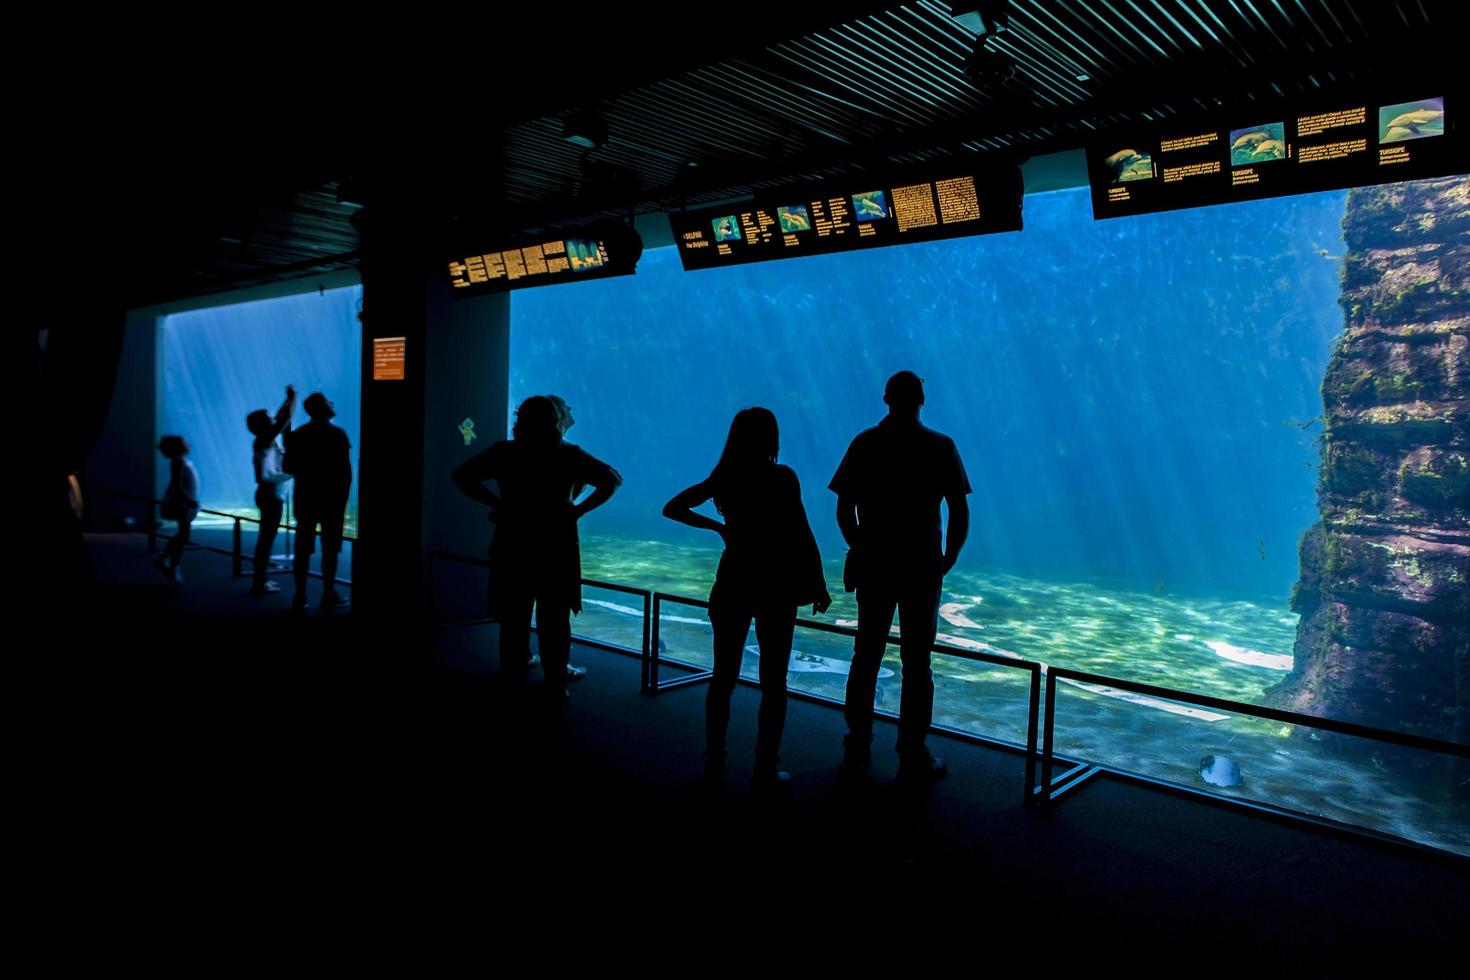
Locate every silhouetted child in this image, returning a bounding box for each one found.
[664,407,831,792]
[155,435,200,585]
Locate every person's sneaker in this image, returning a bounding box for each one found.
[567,664,587,682]
[320,590,350,611]
[752,767,793,797]
[896,753,948,786]
[291,593,309,613]
[250,581,281,596]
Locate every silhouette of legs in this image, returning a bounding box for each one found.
[293,510,318,605]
[894,581,941,759]
[498,588,571,702]
[319,507,346,607]
[498,589,535,689]
[846,578,941,760]
[845,585,897,750]
[252,488,283,593]
[708,597,796,769]
[535,597,572,702]
[752,606,796,768]
[707,600,751,762]
[160,512,194,582]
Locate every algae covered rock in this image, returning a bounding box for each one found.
[1267,176,1470,754]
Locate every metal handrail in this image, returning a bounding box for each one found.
[91,488,360,542]
[649,589,1044,804]
[1040,666,1470,859]
[1046,667,1470,760]
[334,547,1470,855]
[90,488,354,587]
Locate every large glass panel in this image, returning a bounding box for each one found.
[160,286,363,572]
[510,180,1467,849]
[1048,682,1470,855]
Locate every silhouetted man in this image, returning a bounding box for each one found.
[830,371,970,784]
[283,392,351,612]
[246,384,295,596]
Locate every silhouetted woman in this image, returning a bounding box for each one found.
[452,396,622,704]
[155,435,200,585]
[664,408,831,791]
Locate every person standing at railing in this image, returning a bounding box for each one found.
[246,384,296,596]
[545,395,588,683]
[831,371,970,786]
[154,435,200,586]
[283,392,352,612]
[663,407,832,794]
[452,395,622,705]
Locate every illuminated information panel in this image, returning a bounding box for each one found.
[671,168,1021,271]
[448,237,614,295]
[1088,92,1463,219]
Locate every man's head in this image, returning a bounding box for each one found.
[246,409,272,437]
[883,371,925,416]
[304,392,335,420]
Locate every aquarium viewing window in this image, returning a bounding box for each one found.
[160,285,363,534]
[510,177,1469,854]
[671,164,1023,270]
[1088,90,1460,218]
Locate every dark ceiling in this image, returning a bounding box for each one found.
[35,1,1458,309]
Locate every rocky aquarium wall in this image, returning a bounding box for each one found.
[1268,176,1470,748]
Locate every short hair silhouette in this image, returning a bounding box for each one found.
[303,392,332,419]
[512,396,560,442]
[245,409,272,436]
[883,370,925,409]
[158,435,190,458]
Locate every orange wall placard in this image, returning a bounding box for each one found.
[373,336,406,381]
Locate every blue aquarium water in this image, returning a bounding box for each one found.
[160,285,363,530]
[510,185,1468,853]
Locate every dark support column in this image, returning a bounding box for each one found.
[354,204,430,621]
[420,284,510,624]
[354,205,512,626]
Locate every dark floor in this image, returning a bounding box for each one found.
[46,533,1469,967]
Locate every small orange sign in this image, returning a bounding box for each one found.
[373,336,406,381]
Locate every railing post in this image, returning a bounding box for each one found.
[645,595,662,693]
[641,590,651,664]
[232,518,243,578]
[1041,671,1058,808]
[1024,664,1041,806]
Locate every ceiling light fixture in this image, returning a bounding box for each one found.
[562,109,608,150]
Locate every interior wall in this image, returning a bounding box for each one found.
[419,281,510,623]
[87,309,160,530]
